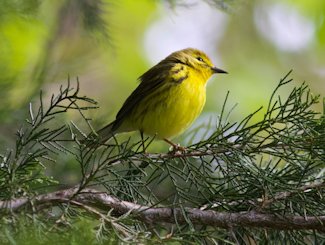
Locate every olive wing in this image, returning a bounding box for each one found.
[112,63,173,131]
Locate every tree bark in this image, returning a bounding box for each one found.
[1,187,324,231]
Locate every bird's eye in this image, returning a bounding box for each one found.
[196,57,204,62]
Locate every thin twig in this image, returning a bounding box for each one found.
[261,181,325,207]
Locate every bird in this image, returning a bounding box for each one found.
[88,48,227,149]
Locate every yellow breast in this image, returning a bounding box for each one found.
[131,68,207,139]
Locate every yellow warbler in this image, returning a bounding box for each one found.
[94,48,227,147]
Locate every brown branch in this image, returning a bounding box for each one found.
[104,144,244,167]
[104,141,295,168]
[106,148,230,167]
[1,188,324,231]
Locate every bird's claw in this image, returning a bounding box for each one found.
[168,144,187,154]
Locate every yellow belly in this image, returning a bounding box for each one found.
[128,78,206,139]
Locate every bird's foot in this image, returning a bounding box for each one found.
[164,138,187,154]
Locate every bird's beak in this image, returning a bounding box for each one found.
[211,67,228,74]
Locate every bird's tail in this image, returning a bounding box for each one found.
[96,121,116,144]
[82,121,116,147]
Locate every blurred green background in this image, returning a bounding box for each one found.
[0,0,324,179]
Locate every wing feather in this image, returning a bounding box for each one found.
[111,62,174,131]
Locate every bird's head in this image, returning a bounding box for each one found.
[167,48,227,81]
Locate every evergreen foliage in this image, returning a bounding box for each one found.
[1,72,324,244]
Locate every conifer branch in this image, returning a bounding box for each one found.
[1,187,325,231]
[1,72,325,243]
